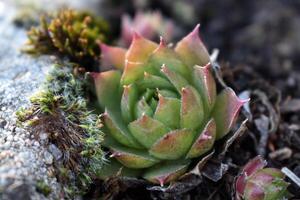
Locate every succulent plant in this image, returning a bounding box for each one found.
[92,25,248,185]
[120,11,175,47]
[24,9,109,67]
[235,156,289,200]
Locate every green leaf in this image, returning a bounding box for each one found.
[91,70,122,111]
[137,72,174,90]
[134,97,154,119]
[100,43,126,70]
[212,87,249,139]
[120,60,145,85]
[101,111,142,149]
[147,38,191,79]
[128,115,170,148]
[193,64,216,113]
[186,119,216,158]
[125,32,158,63]
[96,158,142,179]
[180,86,204,130]
[109,143,160,169]
[121,84,138,123]
[143,160,190,186]
[175,24,210,67]
[149,129,194,160]
[160,65,189,94]
[153,94,180,129]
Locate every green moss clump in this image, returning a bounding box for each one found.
[36,180,52,197]
[17,64,104,195]
[24,9,109,68]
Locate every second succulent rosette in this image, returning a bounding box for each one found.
[92,25,248,185]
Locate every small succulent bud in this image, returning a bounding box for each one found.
[93,25,249,185]
[235,156,289,200]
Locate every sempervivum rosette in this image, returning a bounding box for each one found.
[92,25,248,185]
[235,156,289,200]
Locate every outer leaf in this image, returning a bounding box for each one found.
[96,158,142,179]
[100,43,126,70]
[121,84,138,123]
[180,86,204,130]
[244,182,265,200]
[193,63,216,113]
[110,144,159,169]
[120,60,144,85]
[153,94,181,129]
[143,160,190,186]
[175,24,210,67]
[137,72,174,90]
[147,38,190,79]
[236,156,267,197]
[134,97,154,119]
[125,32,158,63]
[101,112,142,149]
[212,87,249,139]
[160,64,189,94]
[186,119,216,158]
[149,129,194,160]
[128,115,170,148]
[91,70,121,111]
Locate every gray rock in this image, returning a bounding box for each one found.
[0,2,60,200]
[43,151,54,165]
[48,144,63,161]
[0,1,104,199]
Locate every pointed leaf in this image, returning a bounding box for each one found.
[148,38,190,79]
[160,65,189,94]
[125,32,158,63]
[236,156,267,197]
[100,43,126,70]
[134,97,154,119]
[129,115,170,148]
[120,60,145,85]
[143,160,190,186]
[186,119,216,158]
[157,89,178,98]
[149,129,194,160]
[101,112,142,149]
[180,86,204,130]
[137,72,174,90]
[153,94,180,129]
[121,84,138,123]
[91,70,121,111]
[109,144,159,169]
[96,158,142,179]
[193,63,216,113]
[175,24,210,67]
[212,87,249,139]
[244,182,265,200]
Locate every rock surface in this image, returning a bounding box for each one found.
[0,1,101,199]
[0,3,63,200]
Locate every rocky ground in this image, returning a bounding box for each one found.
[0,1,101,199]
[0,3,63,200]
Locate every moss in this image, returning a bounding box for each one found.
[36,180,52,197]
[17,64,104,196]
[24,9,110,69]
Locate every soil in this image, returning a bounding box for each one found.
[90,0,300,199]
